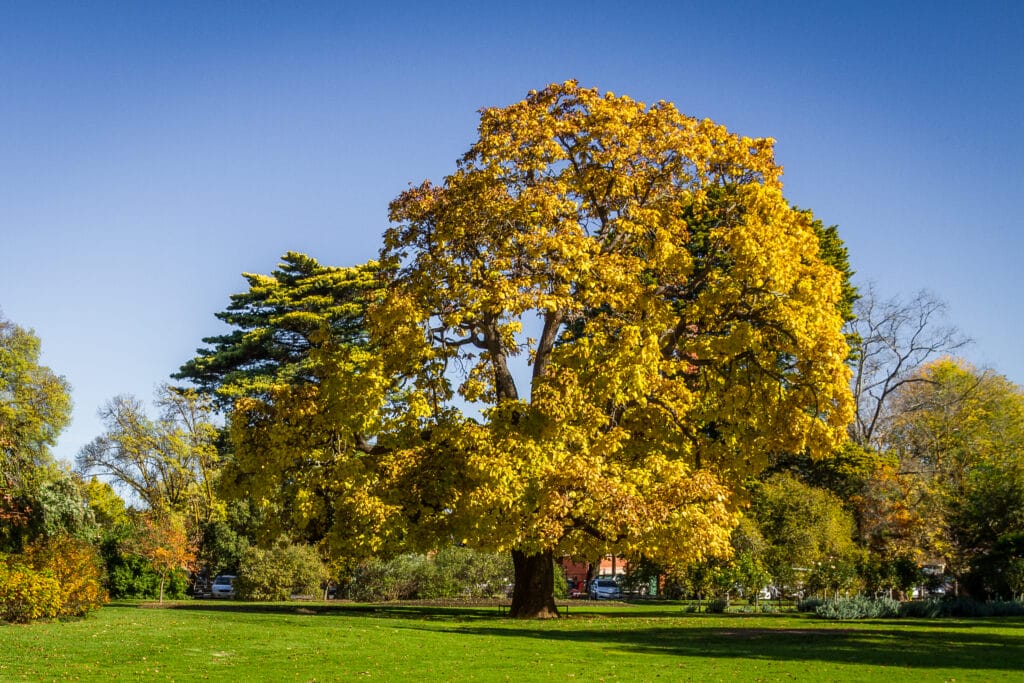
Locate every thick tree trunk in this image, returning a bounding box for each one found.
[510,549,560,619]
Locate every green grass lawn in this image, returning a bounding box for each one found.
[2,600,1023,681]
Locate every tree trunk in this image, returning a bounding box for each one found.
[509,549,559,619]
[159,576,165,603]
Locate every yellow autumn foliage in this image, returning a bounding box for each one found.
[227,82,853,579]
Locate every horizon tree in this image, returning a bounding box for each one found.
[77,385,221,528]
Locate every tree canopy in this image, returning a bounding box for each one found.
[886,359,1024,582]
[0,315,72,491]
[173,255,382,547]
[749,472,861,596]
[190,83,855,617]
[1,314,74,550]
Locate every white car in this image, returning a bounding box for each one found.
[588,578,622,600]
[211,574,237,599]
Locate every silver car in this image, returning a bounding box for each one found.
[588,578,621,600]
[211,574,237,599]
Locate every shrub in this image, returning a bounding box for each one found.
[707,598,729,613]
[552,562,568,599]
[237,541,326,601]
[815,595,899,619]
[898,598,947,618]
[796,597,825,613]
[0,535,107,623]
[347,555,431,602]
[983,600,1024,617]
[346,549,513,602]
[420,547,513,599]
[24,535,108,617]
[0,560,62,623]
[812,595,1024,620]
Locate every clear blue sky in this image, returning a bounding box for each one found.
[2,1,1021,463]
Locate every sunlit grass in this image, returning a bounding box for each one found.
[1,600,1023,681]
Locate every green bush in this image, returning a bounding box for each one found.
[421,547,513,599]
[975,600,1024,617]
[707,598,729,613]
[898,598,947,618]
[347,555,430,602]
[814,595,1024,620]
[737,603,778,614]
[346,549,513,601]
[815,595,900,619]
[107,558,189,600]
[237,541,326,601]
[796,597,826,613]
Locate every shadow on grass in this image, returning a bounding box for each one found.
[113,599,1024,671]
[432,618,1024,673]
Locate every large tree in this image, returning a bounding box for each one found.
[0,316,72,487]
[380,83,852,616]
[227,83,851,618]
[215,84,854,617]
[0,314,73,549]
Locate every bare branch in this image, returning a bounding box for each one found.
[847,284,970,447]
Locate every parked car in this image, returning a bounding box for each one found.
[211,574,238,599]
[588,578,622,600]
